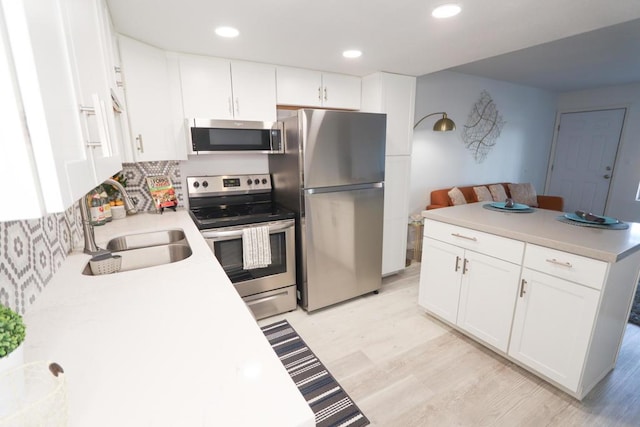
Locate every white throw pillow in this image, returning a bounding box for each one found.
[448,187,467,206]
[488,184,508,202]
[473,186,493,202]
[508,183,539,207]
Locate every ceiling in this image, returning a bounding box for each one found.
[106,0,640,92]
[450,18,640,92]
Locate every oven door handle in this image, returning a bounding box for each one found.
[201,221,294,240]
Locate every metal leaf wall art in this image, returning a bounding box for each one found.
[461,90,505,162]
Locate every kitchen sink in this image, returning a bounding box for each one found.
[82,230,192,276]
[105,229,186,251]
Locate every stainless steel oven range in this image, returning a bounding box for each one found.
[187,174,297,320]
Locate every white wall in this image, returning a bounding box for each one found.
[557,83,640,222]
[409,71,558,215]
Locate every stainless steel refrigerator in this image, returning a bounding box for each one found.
[269,109,386,311]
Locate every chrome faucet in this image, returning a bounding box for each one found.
[80,178,137,255]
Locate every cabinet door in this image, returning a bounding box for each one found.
[119,36,179,161]
[419,238,464,324]
[361,72,416,156]
[321,72,361,110]
[509,268,600,392]
[276,66,322,107]
[457,251,521,352]
[382,155,411,275]
[61,0,121,192]
[230,61,276,121]
[179,54,233,119]
[381,73,415,155]
[0,5,45,220]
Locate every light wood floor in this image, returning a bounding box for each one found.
[259,262,640,426]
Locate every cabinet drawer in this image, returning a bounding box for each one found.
[523,244,607,290]
[424,220,524,264]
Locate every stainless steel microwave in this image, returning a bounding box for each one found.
[186,118,284,155]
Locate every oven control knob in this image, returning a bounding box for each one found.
[254,179,260,185]
[202,181,208,188]
[261,178,267,184]
[193,181,200,188]
[247,179,253,185]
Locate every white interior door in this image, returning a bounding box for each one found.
[547,109,625,215]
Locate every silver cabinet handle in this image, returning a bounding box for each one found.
[545,258,572,268]
[463,258,469,274]
[451,233,477,241]
[520,279,527,298]
[455,256,461,272]
[79,105,95,115]
[79,104,100,148]
[136,134,144,153]
[235,97,240,116]
[603,174,611,179]
[323,87,328,101]
[318,87,322,101]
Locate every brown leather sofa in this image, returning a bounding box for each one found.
[427,183,564,211]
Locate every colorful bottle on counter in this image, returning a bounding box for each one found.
[99,185,112,222]
[88,189,105,226]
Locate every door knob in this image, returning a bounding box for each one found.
[604,174,611,179]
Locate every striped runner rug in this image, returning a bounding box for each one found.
[261,320,370,427]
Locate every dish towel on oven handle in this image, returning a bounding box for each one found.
[242,225,272,269]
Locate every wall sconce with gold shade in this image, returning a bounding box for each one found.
[413,112,456,131]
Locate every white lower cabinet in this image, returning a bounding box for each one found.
[419,237,520,352]
[419,238,464,324]
[457,250,521,352]
[382,156,411,275]
[419,219,640,399]
[508,268,600,392]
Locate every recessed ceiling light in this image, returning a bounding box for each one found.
[215,26,239,38]
[343,50,362,59]
[432,4,461,19]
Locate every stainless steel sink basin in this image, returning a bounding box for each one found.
[82,229,192,276]
[106,229,186,251]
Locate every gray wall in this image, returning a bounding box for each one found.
[410,70,558,215]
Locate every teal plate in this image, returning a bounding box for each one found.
[564,213,619,225]
[490,202,530,210]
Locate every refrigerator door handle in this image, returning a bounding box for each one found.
[304,182,384,195]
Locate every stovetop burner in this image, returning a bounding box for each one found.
[189,203,295,229]
[186,174,296,230]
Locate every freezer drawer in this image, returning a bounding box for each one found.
[303,185,384,311]
[243,285,297,320]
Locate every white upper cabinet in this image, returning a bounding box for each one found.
[179,54,276,122]
[276,66,361,110]
[118,36,187,162]
[60,0,122,195]
[362,72,416,155]
[0,4,44,220]
[320,72,361,110]
[1,0,122,220]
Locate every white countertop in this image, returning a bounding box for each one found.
[23,210,314,426]
[422,204,640,263]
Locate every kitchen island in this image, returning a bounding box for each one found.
[420,203,640,399]
[22,210,314,426]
